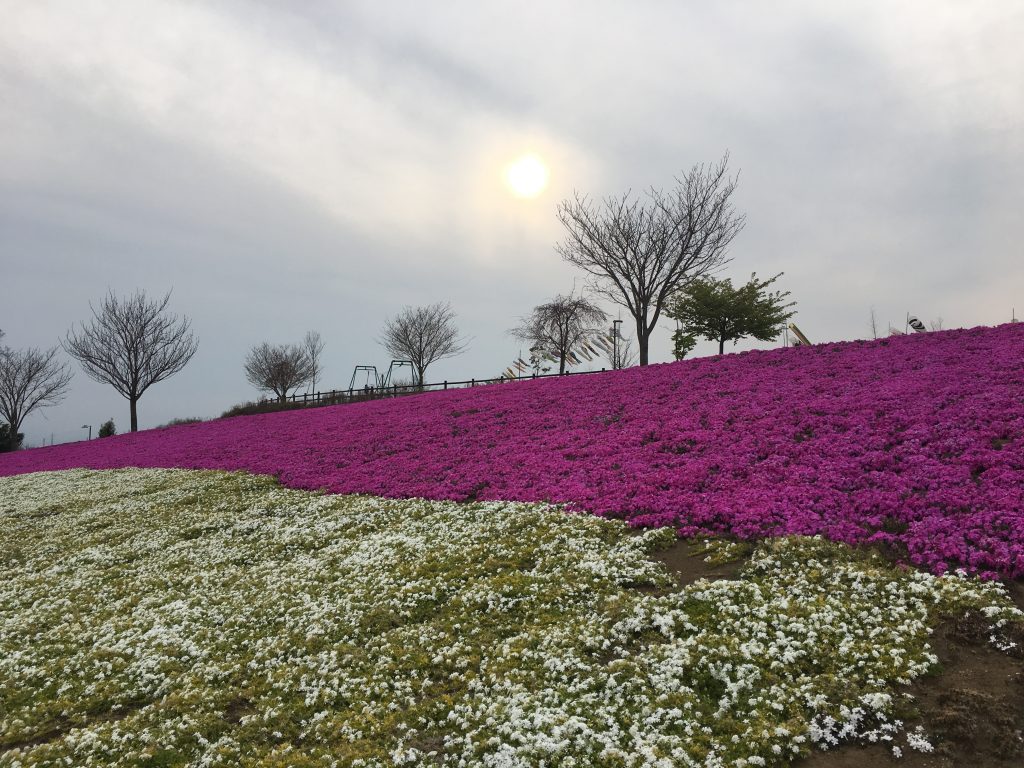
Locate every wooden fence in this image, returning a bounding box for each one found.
[259,368,610,409]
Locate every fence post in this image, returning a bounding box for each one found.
[444,381,448,390]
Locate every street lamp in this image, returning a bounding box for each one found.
[81,424,92,440]
[612,320,623,369]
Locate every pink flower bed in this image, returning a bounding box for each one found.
[3,324,1023,578]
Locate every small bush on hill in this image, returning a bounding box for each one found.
[98,419,117,438]
[0,423,23,452]
[157,417,204,429]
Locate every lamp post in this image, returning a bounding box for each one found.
[612,320,623,369]
[81,424,92,441]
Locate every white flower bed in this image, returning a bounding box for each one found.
[0,469,1020,767]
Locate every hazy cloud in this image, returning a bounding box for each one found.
[2,0,1022,444]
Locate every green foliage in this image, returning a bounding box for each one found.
[98,418,117,438]
[668,272,797,354]
[671,328,698,360]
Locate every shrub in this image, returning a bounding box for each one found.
[220,400,304,419]
[98,419,117,438]
[0,423,23,452]
[157,417,204,429]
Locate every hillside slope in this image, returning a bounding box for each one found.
[3,323,1023,577]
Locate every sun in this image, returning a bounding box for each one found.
[504,153,550,198]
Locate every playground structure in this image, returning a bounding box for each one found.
[347,360,416,391]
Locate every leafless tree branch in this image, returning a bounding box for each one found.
[63,290,198,432]
[0,339,73,445]
[511,294,606,375]
[244,342,314,402]
[556,154,745,364]
[608,327,637,370]
[379,302,468,385]
[303,331,325,393]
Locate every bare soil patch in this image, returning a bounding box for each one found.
[636,535,1024,767]
[647,538,748,587]
[800,582,1024,768]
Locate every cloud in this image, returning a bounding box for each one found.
[1,0,1022,443]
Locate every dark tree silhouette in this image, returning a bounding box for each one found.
[380,302,467,385]
[607,326,638,370]
[512,294,606,375]
[557,154,744,365]
[303,331,325,393]
[0,334,73,450]
[64,290,198,432]
[244,342,313,402]
[667,272,796,355]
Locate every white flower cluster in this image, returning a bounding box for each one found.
[0,469,1020,767]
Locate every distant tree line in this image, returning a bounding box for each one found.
[1,153,814,446]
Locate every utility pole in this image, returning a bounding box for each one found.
[612,319,623,369]
[82,424,92,440]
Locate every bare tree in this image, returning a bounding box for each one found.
[380,302,468,385]
[511,294,606,375]
[244,342,313,402]
[557,154,745,365]
[608,327,637,370]
[64,290,198,432]
[303,331,325,393]
[869,307,879,339]
[929,317,944,331]
[0,339,73,449]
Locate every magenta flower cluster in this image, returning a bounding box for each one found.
[3,324,1023,578]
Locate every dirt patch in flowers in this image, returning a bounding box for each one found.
[801,604,1024,768]
[646,538,749,587]
[1004,579,1024,611]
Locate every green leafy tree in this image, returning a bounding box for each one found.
[671,328,698,360]
[98,419,117,438]
[668,272,796,355]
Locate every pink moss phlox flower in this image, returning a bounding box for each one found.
[3,323,1023,578]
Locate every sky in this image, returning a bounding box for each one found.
[2,0,1022,446]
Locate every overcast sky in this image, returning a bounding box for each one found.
[2,0,1022,445]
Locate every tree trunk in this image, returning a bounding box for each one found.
[558,355,566,375]
[718,337,725,355]
[129,397,139,432]
[637,319,650,366]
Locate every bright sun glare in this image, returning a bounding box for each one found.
[504,153,550,198]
